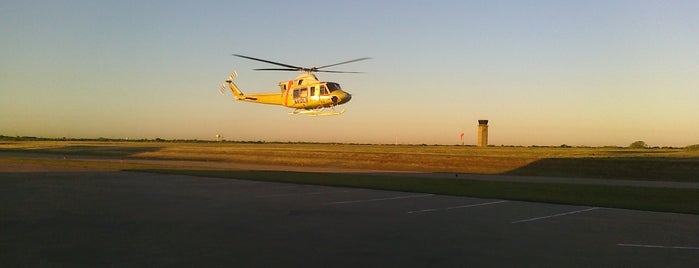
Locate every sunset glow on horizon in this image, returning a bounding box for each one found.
[2,1,698,147]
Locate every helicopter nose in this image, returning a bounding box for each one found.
[334,91,351,104]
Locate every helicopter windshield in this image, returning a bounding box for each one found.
[326,83,341,92]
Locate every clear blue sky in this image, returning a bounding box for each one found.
[2,0,698,146]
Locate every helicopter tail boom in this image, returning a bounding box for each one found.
[223,71,246,99]
[222,71,284,105]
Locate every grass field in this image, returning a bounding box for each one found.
[2,141,698,214]
[2,141,698,181]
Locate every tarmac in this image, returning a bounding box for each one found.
[1,159,699,267]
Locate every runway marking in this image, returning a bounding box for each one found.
[407,200,508,214]
[511,207,599,224]
[257,190,350,198]
[326,194,434,205]
[264,185,325,191]
[617,244,699,250]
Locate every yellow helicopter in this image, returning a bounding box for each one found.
[221,54,370,116]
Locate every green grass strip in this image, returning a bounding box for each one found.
[131,169,699,215]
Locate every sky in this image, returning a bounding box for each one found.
[1,0,698,147]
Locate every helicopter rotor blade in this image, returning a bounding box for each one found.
[315,57,371,70]
[254,68,301,71]
[233,54,301,70]
[234,54,369,73]
[314,70,364,74]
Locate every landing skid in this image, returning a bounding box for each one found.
[290,107,345,116]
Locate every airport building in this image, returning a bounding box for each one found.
[477,120,488,147]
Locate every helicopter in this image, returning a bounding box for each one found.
[221,54,370,116]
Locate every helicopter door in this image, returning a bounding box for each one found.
[309,86,319,101]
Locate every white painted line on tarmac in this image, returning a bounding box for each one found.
[326,194,434,205]
[511,207,599,224]
[234,180,264,184]
[264,185,319,191]
[407,200,509,214]
[254,184,341,194]
[257,190,350,198]
[617,244,699,250]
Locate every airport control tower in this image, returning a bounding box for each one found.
[477,120,488,147]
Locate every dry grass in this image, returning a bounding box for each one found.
[3,141,698,214]
[2,141,698,181]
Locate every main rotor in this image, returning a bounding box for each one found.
[233,54,370,74]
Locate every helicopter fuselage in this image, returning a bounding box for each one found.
[226,72,352,111]
[279,73,351,109]
[222,54,366,115]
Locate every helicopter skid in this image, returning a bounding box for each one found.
[290,107,345,116]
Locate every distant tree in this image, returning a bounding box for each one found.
[629,140,648,149]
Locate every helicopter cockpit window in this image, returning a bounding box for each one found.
[319,85,329,95]
[327,83,341,92]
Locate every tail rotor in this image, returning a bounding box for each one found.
[219,71,238,95]
[219,83,226,95]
